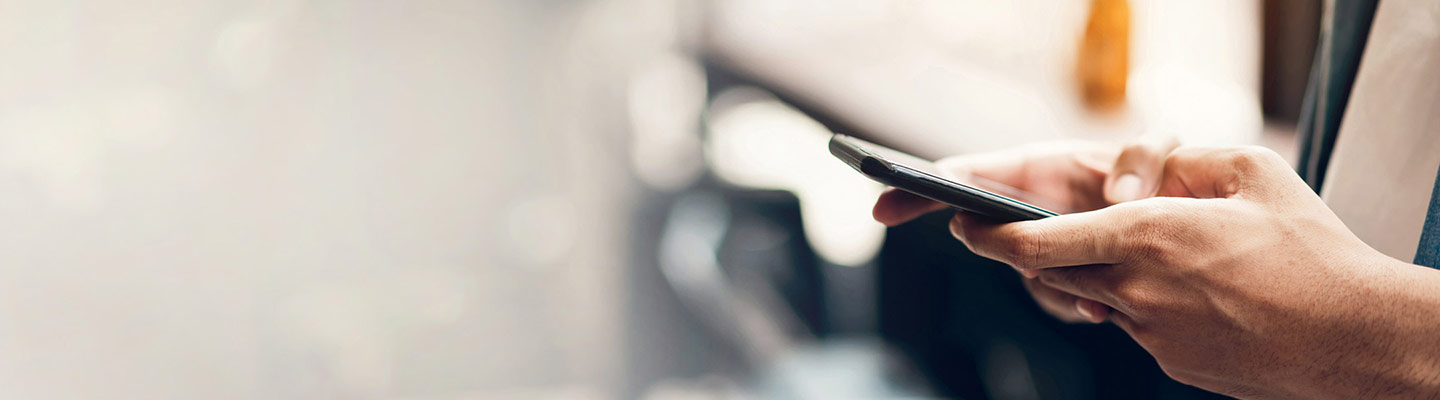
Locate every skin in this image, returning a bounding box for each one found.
[873,142,1440,399]
[876,136,1180,323]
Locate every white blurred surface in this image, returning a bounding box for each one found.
[705,90,886,267]
[0,0,650,398]
[706,0,1264,157]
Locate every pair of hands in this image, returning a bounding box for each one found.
[871,139,1440,398]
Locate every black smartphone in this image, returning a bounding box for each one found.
[829,134,1060,222]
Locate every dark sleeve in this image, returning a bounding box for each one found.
[1294,0,1379,192]
[1416,164,1440,268]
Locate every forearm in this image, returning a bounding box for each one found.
[1312,256,1440,399]
[1372,259,1440,398]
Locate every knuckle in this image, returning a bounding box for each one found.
[1129,230,1171,264]
[1240,144,1282,160]
[1231,145,1268,158]
[1111,281,1157,315]
[1226,145,1280,171]
[1005,225,1046,270]
[1036,269,1067,287]
[1036,268,1077,290]
[1120,202,1180,259]
[1128,205,1171,234]
[952,223,980,253]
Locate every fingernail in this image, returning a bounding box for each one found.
[1075,301,1094,320]
[1111,173,1144,202]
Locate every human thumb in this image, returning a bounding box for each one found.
[1104,135,1179,204]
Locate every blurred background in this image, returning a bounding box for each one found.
[0,0,1321,398]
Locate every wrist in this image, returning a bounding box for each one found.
[1375,258,1440,397]
[1314,255,1440,399]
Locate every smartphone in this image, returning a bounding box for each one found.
[829,134,1059,222]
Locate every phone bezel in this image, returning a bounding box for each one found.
[829,134,1057,222]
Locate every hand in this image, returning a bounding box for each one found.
[951,146,1440,398]
[873,136,1178,323]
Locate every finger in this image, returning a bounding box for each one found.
[1154,146,1298,199]
[949,208,1133,272]
[1033,265,1123,312]
[1023,277,1086,322]
[1076,297,1111,323]
[1104,134,1179,204]
[1023,277,1110,324]
[1107,308,1139,334]
[873,188,949,226]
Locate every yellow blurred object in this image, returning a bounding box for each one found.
[1077,0,1130,112]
